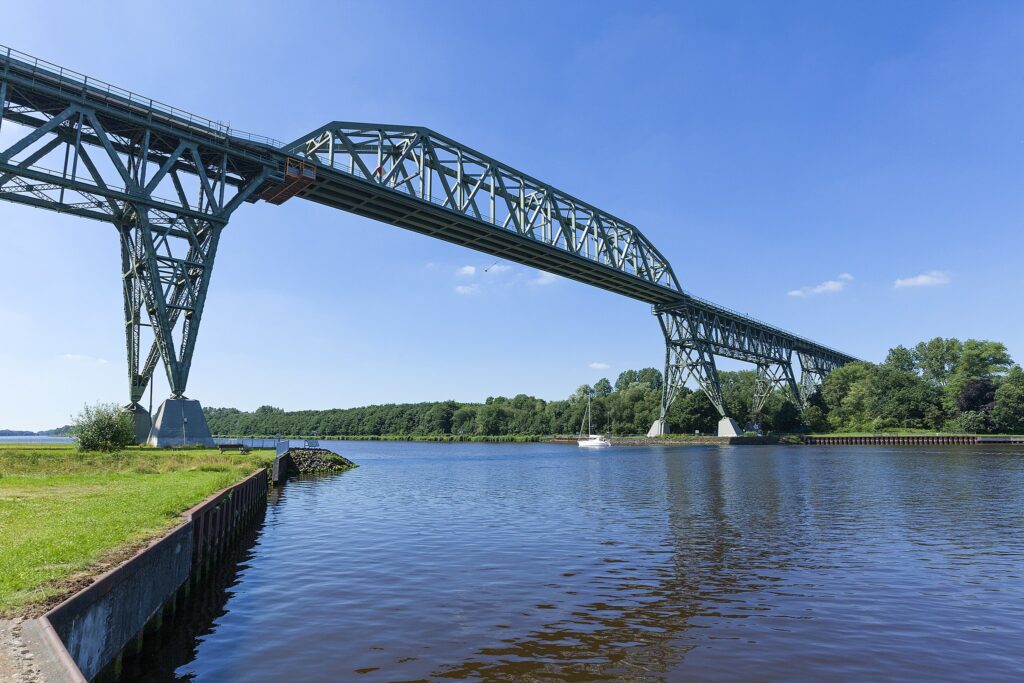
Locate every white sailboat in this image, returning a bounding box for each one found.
[577,393,611,448]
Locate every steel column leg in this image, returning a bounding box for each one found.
[797,351,830,407]
[753,359,801,417]
[649,310,730,436]
[0,81,7,136]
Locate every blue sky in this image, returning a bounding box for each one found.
[2,1,1022,430]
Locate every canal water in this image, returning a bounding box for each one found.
[131,443,1024,682]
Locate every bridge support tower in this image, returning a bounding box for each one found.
[648,302,812,438]
[0,61,278,444]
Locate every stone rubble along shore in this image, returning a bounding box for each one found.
[286,448,357,473]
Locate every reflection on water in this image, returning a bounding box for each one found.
[122,508,266,682]
[128,444,1024,682]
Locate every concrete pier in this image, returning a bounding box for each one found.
[147,398,214,448]
[647,419,668,437]
[717,417,742,437]
[122,403,152,445]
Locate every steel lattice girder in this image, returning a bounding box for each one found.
[797,351,842,405]
[653,300,854,367]
[284,123,683,304]
[654,302,853,419]
[752,361,801,416]
[0,53,274,402]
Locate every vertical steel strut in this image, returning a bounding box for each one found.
[752,360,801,417]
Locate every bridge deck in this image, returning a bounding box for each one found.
[296,166,681,305]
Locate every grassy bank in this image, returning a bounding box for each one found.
[0,444,273,617]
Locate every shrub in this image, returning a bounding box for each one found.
[71,403,136,452]
[944,410,989,434]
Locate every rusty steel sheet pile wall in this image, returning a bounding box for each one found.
[806,435,978,445]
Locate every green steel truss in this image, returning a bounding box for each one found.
[286,123,681,303]
[0,45,274,410]
[653,299,852,424]
[0,44,858,431]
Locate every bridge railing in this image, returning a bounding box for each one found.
[0,44,284,149]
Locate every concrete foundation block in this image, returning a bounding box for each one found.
[717,417,742,437]
[147,398,214,448]
[121,404,152,445]
[647,419,668,437]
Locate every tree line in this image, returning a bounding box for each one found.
[811,338,1023,434]
[204,337,1023,437]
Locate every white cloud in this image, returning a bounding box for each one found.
[60,353,109,365]
[788,272,853,298]
[456,265,476,277]
[530,271,559,286]
[484,264,511,275]
[894,270,950,288]
[589,362,610,370]
[454,284,479,295]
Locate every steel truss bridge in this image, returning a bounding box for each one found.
[0,44,856,443]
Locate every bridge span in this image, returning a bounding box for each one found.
[0,44,856,443]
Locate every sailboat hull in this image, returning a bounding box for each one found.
[577,395,610,447]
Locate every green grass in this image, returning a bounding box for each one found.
[0,444,273,616]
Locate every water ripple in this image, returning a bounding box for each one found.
[129,443,1024,682]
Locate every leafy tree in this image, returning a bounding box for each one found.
[666,388,719,434]
[884,345,916,373]
[953,340,1012,380]
[956,378,996,414]
[451,406,477,435]
[718,370,758,420]
[636,367,664,392]
[571,384,593,403]
[913,337,962,387]
[255,405,285,415]
[801,389,830,432]
[475,402,511,436]
[992,366,1024,434]
[946,410,988,434]
[614,370,639,392]
[802,404,828,433]
[867,365,943,430]
[946,340,1012,410]
[822,362,875,431]
[769,400,803,433]
[72,403,136,452]
[424,401,458,434]
[593,378,613,397]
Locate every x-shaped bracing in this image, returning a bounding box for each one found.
[0,95,272,405]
